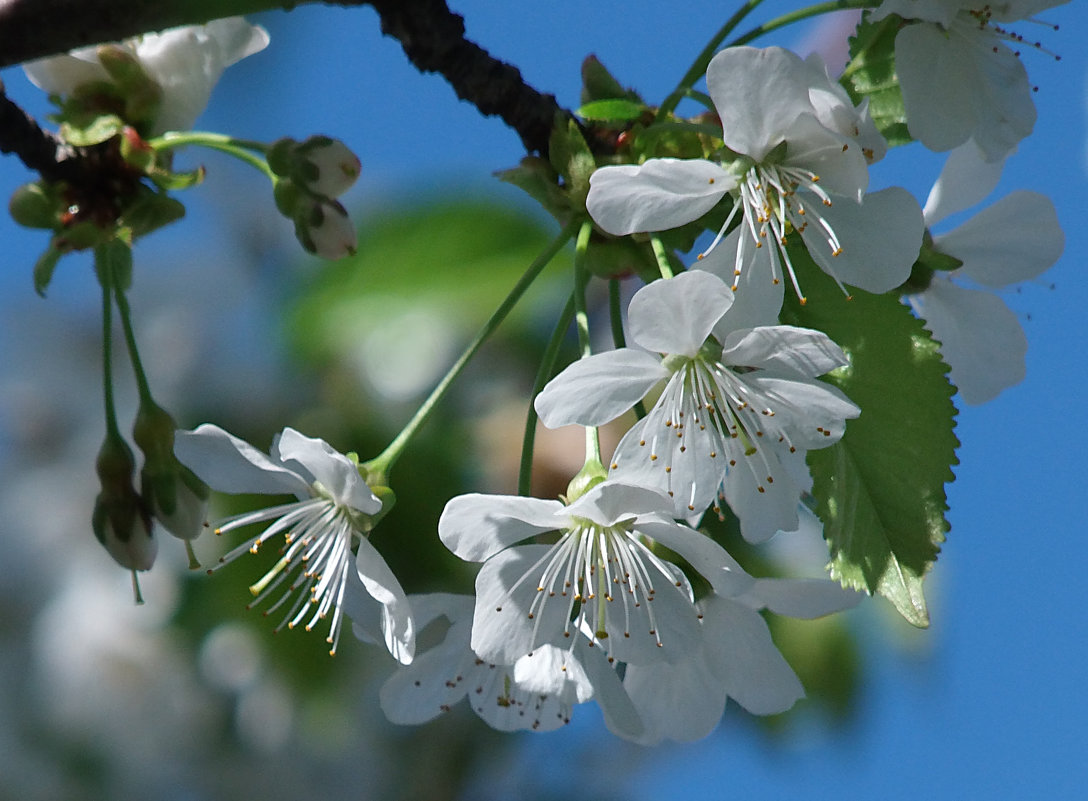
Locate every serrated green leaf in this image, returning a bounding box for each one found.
[780,244,957,627]
[843,14,913,148]
[576,98,646,123]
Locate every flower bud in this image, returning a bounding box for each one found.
[293,198,357,260]
[93,432,156,572]
[133,401,210,541]
[9,182,62,230]
[295,136,361,198]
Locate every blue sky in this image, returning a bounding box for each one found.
[0,1,1085,798]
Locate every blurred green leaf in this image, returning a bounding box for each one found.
[843,14,912,148]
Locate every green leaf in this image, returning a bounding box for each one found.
[33,242,63,297]
[495,157,570,222]
[842,14,912,148]
[575,98,646,123]
[780,245,958,627]
[547,117,596,203]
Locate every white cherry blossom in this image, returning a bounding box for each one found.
[174,424,414,661]
[535,270,859,541]
[439,478,750,668]
[871,0,1067,160]
[586,46,922,303]
[618,574,862,744]
[908,143,1063,403]
[378,593,641,735]
[24,18,270,134]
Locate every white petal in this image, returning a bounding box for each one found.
[913,278,1027,404]
[802,187,923,293]
[439,493,563,562]
[138,19,270,133]
[534,349,667,428]
[721,325,847,377]
[707,47,813,160]
[355,537,415,664]
[274,428,381,514]
[634,519,756,598]
[578,640,644,740]
[174,424,311,497]
[697,238,785,333]
[567,480,673,527]
[406,592,475,630]
[702,596,804,715]
[628,270,733,356]
[471,545,573,664]
[742,577,864,618]
[923,141,1006,225]
[23,48,109,96]
[379,617,475,724]
[622,654,725,744]
[721,444,803,543]
[895,22,1034,159]
[782,113,870,201]
[937,191,1063,287]
[586,159,733,236]
[741,374,859,449]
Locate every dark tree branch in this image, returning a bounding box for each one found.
[361,0,569,155]
[0,0,570,191]
[0,79,87,184]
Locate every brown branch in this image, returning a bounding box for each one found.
[361,0,569,155]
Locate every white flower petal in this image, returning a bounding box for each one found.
[379,617,475,724]
[923,142,1007,225]
[707,46,814,159]
[742,577,863,618]
[628,270,733,356]
[697,238,786,332]
[567,481,674,527]
[634,519,756,598]
[703,596,804,715]
[274,427,380,514]
[439,493,563,562]
[535,349,667,428]
[622,653,725,744]
[471,545,573,664]
[721,444,804,543]
[801,186,923,293]
[174,423,311,497]
[913,277,1027,404]
[356,537,415,664]
[586,159,733,236]
[937,190,1063,287]
[721,325,848,377]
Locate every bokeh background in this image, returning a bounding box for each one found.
[0,1,1085,798]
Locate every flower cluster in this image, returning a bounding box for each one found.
[17,0,1065,749]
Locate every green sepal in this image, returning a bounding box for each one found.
[580,55,640,105]
[843,13,912,148]
[121,188,186,237]
[97,44,162,128]
[94,236,134,291]
[495,157,570,221]
[576,98,646,123]
[59,113,125,147]
[583,235,660,283]
[548,117,596,204]
[267,137,299,177]
[780,243,957,628]
[33,242,64,297]
[147,164,206,191]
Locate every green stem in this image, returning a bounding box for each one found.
[100,272,120,439]
[149,131,275,180]
[518,293,577,497]
[726,0,874,48]
[650,235,676,279]
[573,221,594,359]
[365,218,580,482]
[608,279,647,421]
[113,284,154,406]
[656,0,767,121]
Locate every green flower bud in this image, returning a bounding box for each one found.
[9,182,62,229]
[93,432,156,572]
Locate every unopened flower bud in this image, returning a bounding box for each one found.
[10,182,62,230]
[93,432,156,573]
[294,198,357,260]
[133,401,210,543]
[295,136,361,198]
